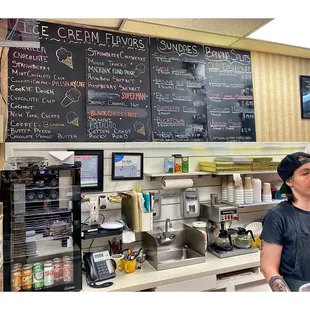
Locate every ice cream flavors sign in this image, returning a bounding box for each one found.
[6,21,151,142]
[7,40,87,142]
[28,21,148,52]
[85,40,152,142]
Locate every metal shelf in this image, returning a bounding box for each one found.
[212,171,277,176]
[12,207,71,217]
[238,199,284,208]
[144,171,212,181]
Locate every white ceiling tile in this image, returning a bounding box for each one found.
[132,18,272,37]
[40,18,122,29]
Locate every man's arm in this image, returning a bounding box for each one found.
[260,240,291,292]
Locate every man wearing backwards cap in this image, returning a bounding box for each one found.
[260,152,310,292]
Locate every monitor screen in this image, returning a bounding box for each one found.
[69,150,103,191]
[75,155,98,187]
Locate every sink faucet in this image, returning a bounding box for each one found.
[157,218,175,245]
[164,218,172,238]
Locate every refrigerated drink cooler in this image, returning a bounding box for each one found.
[0,165,82,292]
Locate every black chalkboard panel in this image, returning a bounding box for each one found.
[204,46,256,142]
[7,22,87,142]
[7,21,152,142]
[85,35,152,142]
[150,38,207,142]
[6,21,257,143]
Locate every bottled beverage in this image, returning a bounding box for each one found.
[63,259,73,283]
[33,263,44,290]
[44,261,54,287]
[53,258,63,284]
[12,263,23,272]
[11,268,22,291]
[21,264,32,291]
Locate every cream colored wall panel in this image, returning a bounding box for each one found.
[251,51,310,142]
[156,203,182,221]
[232,38,310,59]
[102,176,160,193]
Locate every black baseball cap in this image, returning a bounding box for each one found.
[278,152,310,193]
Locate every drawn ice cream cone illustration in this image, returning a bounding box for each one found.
[134,63,145,77]
[66,111,79,127]
[62,57,73,68]
[56,47,73,69]
[61,88,81,107]
[134,121,146,136]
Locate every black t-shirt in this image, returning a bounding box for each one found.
[260,200,310,277]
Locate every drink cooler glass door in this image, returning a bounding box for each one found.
[1,166,82,292]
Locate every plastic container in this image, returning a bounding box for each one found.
[182,157,189,173]
[192,221,208,252]
[173,154,183,173]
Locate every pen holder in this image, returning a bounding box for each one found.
[111,254,124,272]
[123,259,136,273]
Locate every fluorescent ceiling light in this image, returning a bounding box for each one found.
[247,18,310,49]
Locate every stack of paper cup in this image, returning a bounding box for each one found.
[252,178,262,203]
[221,176,228,201]
[244,176,254,204]
[227,175,234,203]
[263,182,272,202]
[234,178,244,205]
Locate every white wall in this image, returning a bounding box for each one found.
[5,141,309,250]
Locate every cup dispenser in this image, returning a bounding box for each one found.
[180,188,200,218]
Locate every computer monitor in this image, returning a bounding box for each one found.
[69,150,103,192]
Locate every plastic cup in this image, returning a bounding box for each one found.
[299,283,310,292]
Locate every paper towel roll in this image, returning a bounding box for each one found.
[252,178,262,203]
[162,178,194,189]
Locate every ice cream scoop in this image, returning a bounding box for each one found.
[134,121,145,135]
[66,111,79,127]
[56,47,73,69]
[134,63,146,77]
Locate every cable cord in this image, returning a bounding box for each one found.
[85,273,113,289]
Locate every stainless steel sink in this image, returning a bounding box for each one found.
[158,248,200,262]
[142,224,206,271]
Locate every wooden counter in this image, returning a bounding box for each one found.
[82,252,266,292]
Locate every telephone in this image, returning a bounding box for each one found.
[83,250,115,288]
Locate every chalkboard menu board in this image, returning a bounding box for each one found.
[204,46,256,141]
[7,21,151,142]
[6,21,256,143]
[150,38,207,141]
[85,35,151,142]
[7,22,87,142]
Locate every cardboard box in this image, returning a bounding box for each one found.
[164,157,175,173]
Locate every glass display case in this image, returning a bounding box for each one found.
[0,165,82,292]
